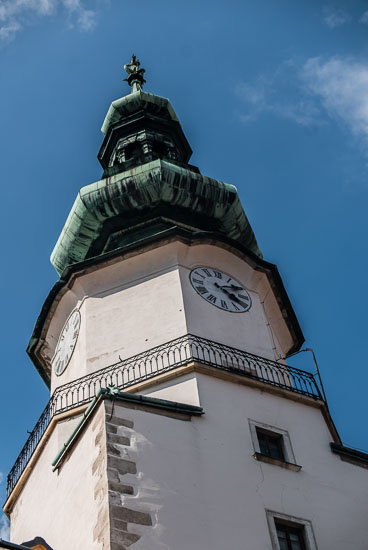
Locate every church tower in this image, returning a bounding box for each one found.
[3,57,368,550]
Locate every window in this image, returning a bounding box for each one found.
[124,142,143,161]
[275,522,306,550]
[152,140,167,158]
[266,511,317,550]
[248,420,301,471]
[256,428,285,461]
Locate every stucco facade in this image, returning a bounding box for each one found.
[7,370,368,549]
[32,239,295,394]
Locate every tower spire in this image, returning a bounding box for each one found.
[123,54,146,93]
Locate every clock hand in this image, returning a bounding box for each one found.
[218,284,244,291]
[214,283,242,304]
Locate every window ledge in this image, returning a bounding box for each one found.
[253,452,302,471]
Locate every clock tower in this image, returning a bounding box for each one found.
[3,57,368,550]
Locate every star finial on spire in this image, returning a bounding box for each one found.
[124,54,146,93]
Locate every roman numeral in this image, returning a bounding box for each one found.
[193,278,203,284]
[213,270,222,279]
[221,300,229,309]
[231,302,240,311]
[196,286,208,294]
[207,294,216,303]
[202,268,212,277]
[237,299,249,308]
[238,295,249,301]
[194,271,205,278]
[56,359,64,374]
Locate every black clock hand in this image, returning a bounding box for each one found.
[219,284,244,291]
[214,283,242,304]
[214,283,250,308]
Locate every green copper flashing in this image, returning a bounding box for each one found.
[51,159,262,275]
[52,387,204,471]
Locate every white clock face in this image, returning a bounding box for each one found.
[189,267,252,313]
[53,310,81,376]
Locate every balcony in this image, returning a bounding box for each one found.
[6,334,323,499]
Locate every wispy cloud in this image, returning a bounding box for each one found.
[63,0,96,30]
[302,57,368,142]
[0,514,10,540]
[0,0,97,41]
[360,10,368,24]
[236,56,368,153]
[235,64,322,130]
[323,6,351,28]
[0,473,9,540]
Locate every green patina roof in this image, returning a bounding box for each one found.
[51,84,263,275]
[101,90,179,136]
[51,159,262,275]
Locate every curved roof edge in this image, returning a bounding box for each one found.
[101,91,179,135]
[50,159,262,276]
[29,227,304,387]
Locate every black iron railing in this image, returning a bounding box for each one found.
[6,334,322,498]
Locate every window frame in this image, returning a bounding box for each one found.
[249,419,297,466]
[266,510,318,550]
[256,427,285,461]
[275,521,306,550]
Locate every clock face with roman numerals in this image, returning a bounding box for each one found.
[53,310,81,376]
[189,267,252,313]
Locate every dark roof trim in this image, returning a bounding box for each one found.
[0,537,53,550]
[330,442,368,467]
[27,225,305,387]
[0,541,31,550]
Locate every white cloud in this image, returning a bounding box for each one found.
[76,8,96,31]
[0,473,9,540]
[301,57,368,141]
[323,6,351,28]
[0,0,97,41]
[236,56,368,152]
[0,514,9,540]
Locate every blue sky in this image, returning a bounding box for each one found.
[1,0,368,534]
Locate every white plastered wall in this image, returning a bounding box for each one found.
[112,373,368,550]
[44,241,293,394]
[8,371,368,550]
[9,411,104,550]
